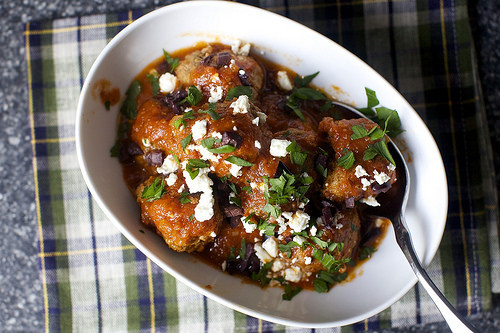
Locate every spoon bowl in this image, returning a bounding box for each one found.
[330,101,477,332]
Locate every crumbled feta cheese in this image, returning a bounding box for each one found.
[284,266,302,283]
[195,191,215,222]
[210,231,216,237]
[251,117,260,126]
[256,111,267,124]
[224,160,243,178]
[142,138,151,147]
[230,95,250,114]
[254,242,272,263]
[233,126,238,131]
[211,131,222,139]
[387,163,396,172]
[310,225,317,236]
[281,211,293,221]
[178,184,185,193]
[288,210,310,233]
[231,39,251,56]
[241,216,257,233]
[208,85,224,103]
[249,181,257,189]
[182,163,212,194]
[184,107,192,113]
[355,165,369,178]
[361,177,374,191]
[187,144,219,162]
[293,235,305,245]
[276,71,293,91]
[336,223,344,229]
[166,173,178,186]
[269,139,291,157]
[262,237,278,258]
[254,140,261,149]
[228,192,236,204]
[373,170,390,185]
[238,69,246,76]
[191,119,207,141]
[272,259,284,272]
[157,155,179,175]
[360,195,380,207]
[159,72,177,93]
[304,257,312,265]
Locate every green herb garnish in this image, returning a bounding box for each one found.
[185,159,209,179]
[282,284,302,301]
[180,134,192,150]
[181,85,203,106]
[251,262,273,287]
[163,49,179,73]
[359,246,376,260]
[146,72,160,96]
[198,102,221,120]
[286,140,307,167]
[179,192,191,204]
[224,156,254,167]
[337,150,355,169]
[226,86,252,100]
[363,140,395,165]
[239,238,246,259]
[141,178,167,202]
[120,80,141,120]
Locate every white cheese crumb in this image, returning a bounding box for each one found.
[177,184,185,193]
[159,72,177,93]
[195,191,215,222]
[208,85,224,103]
[355,165,369,178]
[157,155,179,175]
[211,131,222,139]
[254,140,261,149]
[276,71,293,91]
[284,266,302,283]
[184,107,193,113]
[191,119,208,141]
[187,144,219,162]
[241,216,257,233]
[360,195,380,207]
[231,39,251,56]
[249,181,257,189]
[310,225,317,236]
[304,257,312,265]
[262,238,278,258]
[254,242,272,264]
[166,173,178,186]
[271,259,284,272]
[230,95,250,114]
[256,111,267,124]
[233,126,238,131]
[269,139,291,157]
[224,160,243,178]
[251,117,260,126]
[238,69,246,76]
[387,163,396,172]
[288,210,310,233]
[361,177,374,191]
[293,235,305,245]
[210,231,216,237]
[373,170,391,185]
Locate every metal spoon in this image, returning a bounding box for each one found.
[330,101,477,333]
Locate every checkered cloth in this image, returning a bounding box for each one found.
[25,0,499,331]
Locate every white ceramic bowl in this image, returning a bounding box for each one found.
[76,1,448,328]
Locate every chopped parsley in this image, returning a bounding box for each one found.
[226,86,252,100]
[185,159,209,179]
[179,191,191,204]
[363,140,396,165]
[359,246,376,260]
[357,88,403,137]
[181,85,203,106]
[180,134,192,150]
[146,72,160,96]
[251,262,272,287]
[224,156,254,167]
[198,102,221,120]
[286,140,307,167]
[286,73,327,122]
[120,80,141,120]
[337,150,355,169]
[282,284,302,301]
[141,178,167,202]
[174,109,196,129]
[163,49,179,73]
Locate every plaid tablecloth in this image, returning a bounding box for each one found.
[25,0,499,331]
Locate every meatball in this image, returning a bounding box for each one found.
[136,177,222,253]
[175,44,264,102]
[318,117,396,205]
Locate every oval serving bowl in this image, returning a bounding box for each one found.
[76,1,448,327]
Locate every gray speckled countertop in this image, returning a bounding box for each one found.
[0,0,498,331]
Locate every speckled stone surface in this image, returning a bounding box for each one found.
[0,0,498,331]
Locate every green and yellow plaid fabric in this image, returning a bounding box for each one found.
[25,0,499,331]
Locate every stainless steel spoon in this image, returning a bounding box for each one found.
[330,101,477,333]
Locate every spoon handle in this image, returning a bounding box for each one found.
[393,213,478,333]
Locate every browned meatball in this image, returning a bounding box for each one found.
[318,117,396,205]
[136,177,222,253]
[175,44,264,101]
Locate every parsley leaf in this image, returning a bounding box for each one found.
[180,134,192,150]
[226,86,252,100]
[286,140,307,166]
[181,85,202,106]
[282,284,302,301]
[174,109,196,130]
[163,49,179,73]
[141,178,167,202]
[239,239,246,259]
[363,140,396,165]
[120,80,141,120]
[198,102,221,120]
[185,159,209,179]
[293,71,319,88]
[357,87,378,116]
[337,150,355,169]
[359,246,376,260]
[179,192,191,204]
[376,106,403,138]
[146,72,160,96]
[208,145,236,154]
[251,262,273,287]
[350,125,369,140]
[225,156,254,167]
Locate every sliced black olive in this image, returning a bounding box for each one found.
[144,150,164,166]
[221,131,243,149]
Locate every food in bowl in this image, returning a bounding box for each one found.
[110,41,401,300]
